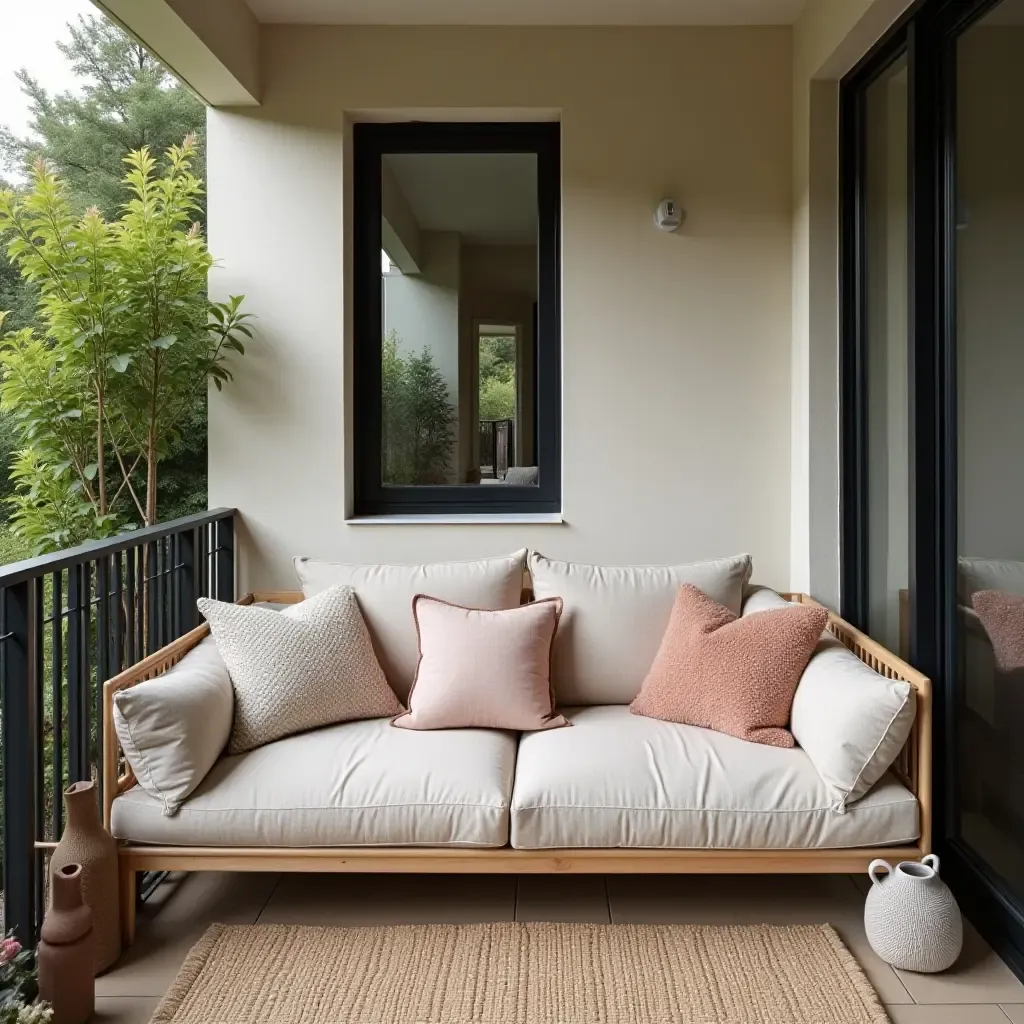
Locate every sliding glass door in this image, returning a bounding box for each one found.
[841,0,1024,976]
[954,0,1024,910]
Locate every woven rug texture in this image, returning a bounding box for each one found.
[149,920,890,1024]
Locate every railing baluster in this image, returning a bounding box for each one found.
[31,578,45,930]
[177,529,197,633]
[125,547,137,668]
[67,564,87,783]
[51,570,63,841]
[2,580,37,945]
[95,556,109,805]
[146,542,157,658]
[81,562,93,782]
[215,515,235,602]
[112,553,123,676]
[163,537,172,646]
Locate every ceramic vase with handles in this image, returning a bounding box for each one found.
[864,854,963,973]
[49,780,121,973]
[38,863,95,1024]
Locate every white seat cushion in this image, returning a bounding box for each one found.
[510,706,920,850]
[111,717,516,848]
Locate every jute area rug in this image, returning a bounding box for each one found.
[150,921,890,1024]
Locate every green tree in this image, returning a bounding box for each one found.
[0,140,251,553]
[478,334,516,420]
[0,15,205,220]
[381,330,456,485]
[0,11,210,529]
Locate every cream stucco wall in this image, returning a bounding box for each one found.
[789,0,915,608]
[206,26,793,592]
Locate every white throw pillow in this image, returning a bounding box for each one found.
[112,635,233,816]
[529,552,753,705]
[293,550,527,700]
[742,586,916,810]
[199,586,402,754]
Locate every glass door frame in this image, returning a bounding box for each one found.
[840,0,1024,976]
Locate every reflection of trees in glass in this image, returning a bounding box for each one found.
[382,329,456,485]
[479,335,516,421]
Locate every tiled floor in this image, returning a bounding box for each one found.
[94,871,1024,1023]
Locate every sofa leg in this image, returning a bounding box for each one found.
[119,860,136,948]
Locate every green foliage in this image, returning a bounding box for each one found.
[478,335,516,421]
[382,329,456,485]
[0,15,205,221]
[0,12,210,544]
[0,141,251,552]
[0,932,48,1022]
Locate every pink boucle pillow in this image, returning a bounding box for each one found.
[392,595,568,732]
[971,589,1024,672]
[630,584,828,747]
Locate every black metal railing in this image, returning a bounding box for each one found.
[479,419,515,479]
[0,507,236,945]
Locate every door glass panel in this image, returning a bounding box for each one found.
[379,152,539,486]
[956,0,1024,894]
[864,55,910,658]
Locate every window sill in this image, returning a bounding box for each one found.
[345,513,564,526]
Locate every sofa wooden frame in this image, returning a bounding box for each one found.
[102,591,932,946]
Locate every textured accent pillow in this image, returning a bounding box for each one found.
[393,596,567,731]
[529,552,753,705]
[630,584,828,747]
[198,586,403,753]
[293,551,527,701]
[743,586,916,810]
[971,589,1024,671]
[112,636,233,816]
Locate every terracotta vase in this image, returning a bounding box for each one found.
[50,780,121,973]
[38,864,95,1024]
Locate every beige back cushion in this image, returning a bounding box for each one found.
[529,552,753,705]
[294,550,528,700]
[957,556,1024,603]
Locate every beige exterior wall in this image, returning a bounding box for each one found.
[206,26,793,592]
[789,0,915,607]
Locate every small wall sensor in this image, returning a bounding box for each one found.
[654,199,684,232]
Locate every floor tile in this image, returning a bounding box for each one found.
[886,1005,1014,1023]
[515,874,610,922]
[97,872,280,998]
[1001,1006,1024,1023]
[894,920,1024,1004]
[91,996,161,1024]
[607,873,914,1004]
[257,872,516,926]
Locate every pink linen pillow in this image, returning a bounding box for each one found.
[392,596,568,731]
[971,589,1024,671]
[630,584,828,747]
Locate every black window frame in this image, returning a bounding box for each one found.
[352,121,561,516]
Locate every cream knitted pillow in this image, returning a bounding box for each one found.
[198,586,402,754]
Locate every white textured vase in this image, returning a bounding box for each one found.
[864,855,963,973]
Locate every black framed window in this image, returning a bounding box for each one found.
[352,122,561,516]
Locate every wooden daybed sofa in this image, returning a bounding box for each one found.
[102,551,931,947]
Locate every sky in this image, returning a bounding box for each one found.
[1,0,98,178]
